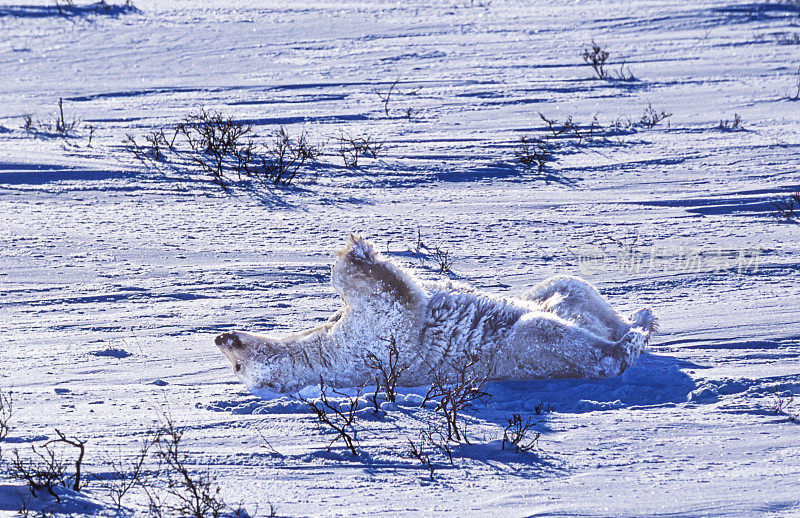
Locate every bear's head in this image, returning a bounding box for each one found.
[215,332,296,392]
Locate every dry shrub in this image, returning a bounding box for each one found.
[772,191,800,221]
[583,41,609,79]
[145,415,228,518]
[501,414,540,453]
[424,354,492,444]
[297,378,363,456]
[365,336,410,405]
[9,430,86,503]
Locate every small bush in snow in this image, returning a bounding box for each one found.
[364,335,410,405]
[145,415,230,518]
[501,414,540,453]
[516,113,626,174]
[582,41,610,79]
[19,99,80,137]
[638,102,672,129]
[539,112,576,139]
[262,126,322,185]
[126,110,322,191]
[181,109,252,157]
[9,429,86,502]
[10,447,70,502]
[718,113,743,132]
[336,132,382,168]
[539,112,604,144]
[768,393,798,421]
[610,116,634,132]
[515,136,552,174]
[771,191,800,221]
[297,377,362,456]
[426,354,492,444]
[180,109,255,188]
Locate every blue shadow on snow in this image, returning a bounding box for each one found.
[0,3,139,18]
[484,353,700,414]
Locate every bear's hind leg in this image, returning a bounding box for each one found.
[523,275,630,341]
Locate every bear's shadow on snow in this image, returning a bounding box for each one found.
[482,352,701,418]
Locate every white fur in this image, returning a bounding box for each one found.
[215,235,655,392]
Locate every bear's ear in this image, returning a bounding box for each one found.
[347,233,376,263]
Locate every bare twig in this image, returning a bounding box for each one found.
[364,336,410,403]
[771,191,800,221]
[502,414,540,453]
[377,79,399,117]
[101,433,158,511]
[297,377,362,456]
[406,435,435,480]
[428,355,491,444]
[582,41,609,79]
[638,102,672,129]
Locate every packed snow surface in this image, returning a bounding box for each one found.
[1,0,800,516]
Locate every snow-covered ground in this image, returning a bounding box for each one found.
[2,0,800,515]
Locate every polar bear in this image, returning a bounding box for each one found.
[215,235,656,392]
